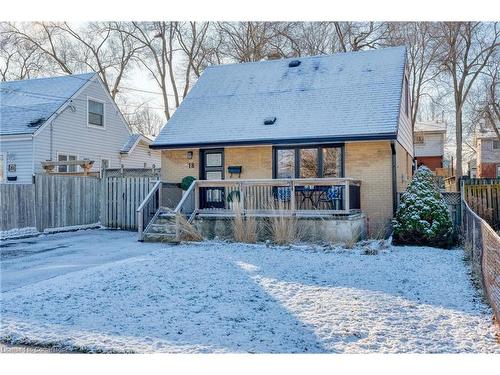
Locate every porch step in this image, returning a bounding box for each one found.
[142,232,179,243]
[155,217,177,225]
[148,223,176,234]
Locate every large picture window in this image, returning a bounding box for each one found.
[276,149,295,178]
[274,145,343,178]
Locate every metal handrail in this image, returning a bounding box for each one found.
[137,180,162,241]
[173,180,197,213]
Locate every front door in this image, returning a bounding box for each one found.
[200,149,225,209]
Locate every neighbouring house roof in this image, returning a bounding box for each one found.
[152,46,407,149]
[476,130,500,139]
[0,72,96,136]
[120,134,153,154]
[414,121,447,133]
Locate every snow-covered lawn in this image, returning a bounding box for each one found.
[1,230,498,353]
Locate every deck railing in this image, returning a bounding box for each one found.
[178,178,361,217]
[137,178,362,240]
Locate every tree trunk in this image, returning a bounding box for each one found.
[455,103,463,191]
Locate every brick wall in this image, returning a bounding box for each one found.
[345,141,394,235]
[415,156,443,171]
[478,162,499,178]
[161,149,199,182]
[396,141,413,192]
[224,146,273,179]
[161,142,405,236]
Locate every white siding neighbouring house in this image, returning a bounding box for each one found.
[413,121,446,172]
[0,73,161,183]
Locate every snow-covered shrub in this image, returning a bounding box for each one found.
[392,166,454,248]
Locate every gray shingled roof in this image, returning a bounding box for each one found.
[152,46,406,148]
[0,73,95,136]
[120,134,142,154]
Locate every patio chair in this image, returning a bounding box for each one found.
[317,185,343,210]
[272,186,292,203]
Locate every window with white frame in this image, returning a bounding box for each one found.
[88,99,104,127]
[493,140,500,150]
[497,165,500,178]
[414,133,425,144]
[58,154,77,172]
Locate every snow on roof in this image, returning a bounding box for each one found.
[0,73,96,136]
[414,121,447,133]
[120,134,154,154]
[153,46,407,148]
[476,130,500,139]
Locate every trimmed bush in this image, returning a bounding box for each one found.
[392,166,454,248]
[180,176,196,191]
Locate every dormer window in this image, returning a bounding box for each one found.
[88,98,104,127]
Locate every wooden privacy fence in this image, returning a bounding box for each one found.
[0,184,36,232]
[101,176,158,230]
[1,175,100,234]
[35,174,100,231]
[2,175,156,235]
[462,198,500,328]
[463,178,500,230]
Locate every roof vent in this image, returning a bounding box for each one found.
[288,60,301,68]
[28,117,46,127]
[264,117,276,125]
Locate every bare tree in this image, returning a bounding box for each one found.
[125,103,164,137]
[333,22,391,52]
[0,26,45,80]
[116,22,183,120]
[216,22,287,62]
[4,22,141,99]
[283,22,336,56]
[388,22,443,130]
[5,22,74,74]
[438,22,500,184]
[482,57,500,139]
[55,22,142,99]
[175,22,211,78]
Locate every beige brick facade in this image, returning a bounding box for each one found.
[344,141,394,234]
[161,149,199,182]
[395,141,413,192]
[224,146,273,180]
[161,141,413,235]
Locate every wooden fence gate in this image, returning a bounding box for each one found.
[101,176,157,230]
[462,178,500,230]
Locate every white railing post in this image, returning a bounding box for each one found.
[137,209,144,241]
[344,180,350,213]
[290,180,296,212]
[238,181,245,214]
[194,181,200,211]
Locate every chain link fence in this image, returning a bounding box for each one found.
[462,198,500,330]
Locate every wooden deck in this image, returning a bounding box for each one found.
[137,177,362,240]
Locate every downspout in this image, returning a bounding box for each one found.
[50,121,54,161]
[31,134,35,184]
[390,141,398,216]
